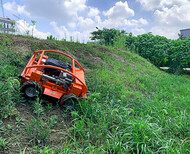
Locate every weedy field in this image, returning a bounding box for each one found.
[0,33,189,153]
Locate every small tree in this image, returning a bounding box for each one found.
[90,28,121,46]
[31,20,36,37]
[47,35,56,41]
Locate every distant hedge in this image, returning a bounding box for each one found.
[126,33,190,73]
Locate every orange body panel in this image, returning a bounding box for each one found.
[20,50,88,99]
[75,68,86,84]
[30,70,43,81]
[43,88,63,99]
[69,84,83,96]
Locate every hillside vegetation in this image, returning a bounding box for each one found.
[91,29,190,74]
[0,34,189,153]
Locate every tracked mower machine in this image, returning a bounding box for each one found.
[20,50,88,109]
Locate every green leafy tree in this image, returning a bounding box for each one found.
[31,20,36,37]
[90,28,123,46]
[132,33,190,73]
[168,37,190,73]
[113,30,127,49]
[134,33,170,67]
[125,32,136,51]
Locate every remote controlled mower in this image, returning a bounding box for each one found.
[20,50,88,109]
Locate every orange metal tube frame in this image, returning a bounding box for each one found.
[34,50,85,73]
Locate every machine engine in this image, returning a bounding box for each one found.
[43,58,73,88]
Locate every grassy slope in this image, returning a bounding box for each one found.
[0,34,189,153]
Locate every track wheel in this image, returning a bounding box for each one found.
[60,94,78,110]
[21,81,42,100]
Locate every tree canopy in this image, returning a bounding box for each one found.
[90,28,126,46]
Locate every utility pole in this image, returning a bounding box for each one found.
[1,0,4,18]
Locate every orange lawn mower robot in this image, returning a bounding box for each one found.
[20,50,88,109]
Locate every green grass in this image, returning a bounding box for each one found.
[72,50,189,153]
[0,34,189,153]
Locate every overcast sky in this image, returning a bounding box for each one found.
[2,0,190,42]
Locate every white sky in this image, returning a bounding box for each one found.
[2,0,190,42]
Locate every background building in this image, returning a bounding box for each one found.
[180,28,190,39]
[0,17,15,33]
